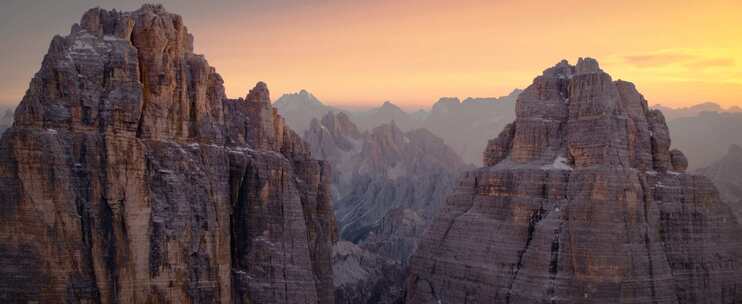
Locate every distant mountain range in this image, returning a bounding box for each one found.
[304,111,470,303]
[696,144,742,220]
[661,110,742,169]
[655,102,741,120]
[274,89,520,165]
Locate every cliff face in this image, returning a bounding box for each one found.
[304,112,468,303]
[406,58,742,303]
[305,113,467,260]
[0,5,336,304]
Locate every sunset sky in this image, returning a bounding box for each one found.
[1,0,740,110]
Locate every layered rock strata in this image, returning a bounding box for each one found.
[304,112,468,303]
[406,58,742,303]
[0,5,336,304]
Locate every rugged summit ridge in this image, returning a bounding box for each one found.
[0,5,336,304]
[407,58,742,303]
[304,112,468,303]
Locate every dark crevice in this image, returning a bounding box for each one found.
[638,174,659,303]
[505,204,548,304]
[547,223,562,304]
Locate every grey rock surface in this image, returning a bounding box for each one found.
[305,112,469,303]
[0,5,337,304]
[407,58,742,304]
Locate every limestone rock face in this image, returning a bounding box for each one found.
[305,112,468,303]
[0,5,336,304]
[305,113,467,253]
[332,241,405,304]
[407,58,742,304]
[697,144,742,220]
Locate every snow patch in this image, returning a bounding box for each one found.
[541,156,573,171]
[103,35,124,41]
[72,40,95,51]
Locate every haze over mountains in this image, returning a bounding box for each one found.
[697,144,742,220]
[304,111,469,303]
[0,106,12,134]
[275,89,520,166]
[1,4,742,304]
[655,102,742,120]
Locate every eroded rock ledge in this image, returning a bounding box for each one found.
[407,58,742,303]
[0,5,336,304]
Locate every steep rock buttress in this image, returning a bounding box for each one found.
[406,58,742,304]
[0,5,336,304]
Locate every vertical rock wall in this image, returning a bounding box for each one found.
[0,5,336,304]
[407,58,742,304]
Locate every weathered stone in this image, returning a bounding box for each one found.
[305,112,468,303]
[669,149,688,172]
[332,241,404,304]
[0,5,336,304]
[406,58,742,304]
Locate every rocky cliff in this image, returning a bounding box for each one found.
[697,144,742,220]
[306,112,467,258]
[304,112,468,303]
[406,58,742,303]
[0,5,336,304]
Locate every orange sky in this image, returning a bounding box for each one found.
[1,0,741,110]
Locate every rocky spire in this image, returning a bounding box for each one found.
[483,57,685,172]
[407,58,742,303]
[246,81,270,103]
[0,5,336,304]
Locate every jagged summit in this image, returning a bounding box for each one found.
[1,5,337,304]
[407,58,742,303]
[246,81,270,103]
[542,57,603,79]
[273,89,341,134]
[275,89,324,106]
[379,100,403,111]
[484,58,686,173]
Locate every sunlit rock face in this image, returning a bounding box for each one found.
[406,58,742,304]
[0,5,337,304]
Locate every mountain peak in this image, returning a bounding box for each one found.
[542,57,603,79]
[246,81,270,103]
[485,57,681,172]
[381,100,399,108]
